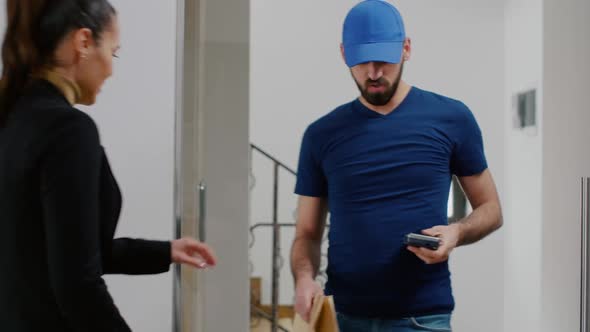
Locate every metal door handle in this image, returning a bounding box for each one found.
[198,182,206,242]
[581,177,589,332]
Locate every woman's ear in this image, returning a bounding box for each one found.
[72,28,94,60]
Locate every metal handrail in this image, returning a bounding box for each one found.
[250,144,295,332]
[251,143,297,175]
[581,177,589,332]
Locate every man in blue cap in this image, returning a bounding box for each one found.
[290,1,503,331]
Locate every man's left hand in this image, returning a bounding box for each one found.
[407,224,462,264]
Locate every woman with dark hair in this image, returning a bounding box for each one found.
[0,1,217,331]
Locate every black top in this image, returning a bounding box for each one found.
[0,80,172,331]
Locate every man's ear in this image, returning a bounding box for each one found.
[402,37,412,61]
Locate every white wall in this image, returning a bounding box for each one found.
[250,1,506,331]
[541,0,590,331]
[86,1,177,331]
[503,0,543,331]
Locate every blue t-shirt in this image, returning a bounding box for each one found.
[294,87,488,318]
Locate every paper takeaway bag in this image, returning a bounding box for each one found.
[293,293,339,332]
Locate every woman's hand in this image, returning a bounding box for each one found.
[171,237,217,269]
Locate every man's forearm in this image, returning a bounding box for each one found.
[454,200,502,246]
[290,236,322,283]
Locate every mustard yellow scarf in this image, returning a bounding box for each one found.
[38,71,82,105]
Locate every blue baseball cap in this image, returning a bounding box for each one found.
[342,0,406,67]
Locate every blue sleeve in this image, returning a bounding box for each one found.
[294,126,328,197]
[450,104,488,177]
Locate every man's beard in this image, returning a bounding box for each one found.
[355,63,404,106]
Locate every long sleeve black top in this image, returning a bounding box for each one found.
[0,80,172,331]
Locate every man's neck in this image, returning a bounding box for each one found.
[359,80,412,115]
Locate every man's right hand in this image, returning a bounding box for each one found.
[294,277,323,322]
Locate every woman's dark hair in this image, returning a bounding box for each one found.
[0,0,116,125]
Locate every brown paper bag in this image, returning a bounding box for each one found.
[293,293,339,332]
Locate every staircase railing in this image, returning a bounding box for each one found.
[249,144,331,332]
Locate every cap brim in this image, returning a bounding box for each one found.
[344,41,404,67]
